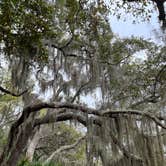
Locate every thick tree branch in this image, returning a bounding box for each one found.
[22,101,166,129]
[1,100,165,165]
[35,112,87,126]
[35,111,102,127]
[24,102,100,115]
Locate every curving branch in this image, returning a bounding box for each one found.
[19,101,166,130]
[0,86,28,97]
[34,111,102,127]
[45,136,86,163]
[23,102,101,115]
[35,112,87,127]
[1,100,166,165]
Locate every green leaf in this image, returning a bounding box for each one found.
[57,0,66,7]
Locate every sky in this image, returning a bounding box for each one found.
[110,14,159,39]
[109,2,165,44]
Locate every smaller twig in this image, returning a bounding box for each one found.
[0,86,28,97]
[70,81,90,103]
[129,95,160,108]
[153,64,166,96]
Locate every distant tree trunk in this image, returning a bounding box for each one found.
[26,128,42,162]
[99,149,112,166]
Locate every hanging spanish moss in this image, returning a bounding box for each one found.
[86,113,166,166]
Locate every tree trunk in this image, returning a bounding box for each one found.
[0,113,35,166]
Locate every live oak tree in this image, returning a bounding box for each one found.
[0,0,166,166]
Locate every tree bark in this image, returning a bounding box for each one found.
[0,112,36,166]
